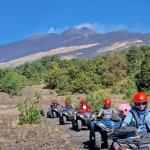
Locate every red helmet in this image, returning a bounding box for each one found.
[133,92,148,103]
[54,99,57,103]
[80,99,86,104]
[51,99,57,103]
[65,100,70,105]
[103,98,111,105]
[34,100,37,105]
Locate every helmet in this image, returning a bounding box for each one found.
[80,99,86,104]
[65,100,70,105]
[103,98,111,105]
[51,99,57,103]
[117,104,131,116]
[54,99,57,103]
[133,92,148,103]
[34,100,37,105]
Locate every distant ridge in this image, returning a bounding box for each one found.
[0,27,150,67]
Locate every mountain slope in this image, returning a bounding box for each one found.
[0,27,150,66]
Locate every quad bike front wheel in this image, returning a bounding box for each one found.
[94,131,102,150]
[77,119,82,131]
[89,129,95,147]
[62,116,67,124]
[53,111,57,118]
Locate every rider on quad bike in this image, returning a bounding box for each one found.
[98,98,117,120]
[121,92,150,134]
[64,99,73,110]
[47,99,60,118]
[59,100,75,125]
[78,99,92,112]
[50,99,59,109]
[112,92,150,150]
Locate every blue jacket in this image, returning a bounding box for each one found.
[65,105,73,110]
[121,107,150,133]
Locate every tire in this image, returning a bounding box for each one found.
[53,111,57,118]
[94,131,102,150]
[47,111,51,118]
[77,119,82,131]
[87,124,91,130]
[71,120,77,130]
[89,129,95,147]
[62,116,67,124]
[59,116,63,125]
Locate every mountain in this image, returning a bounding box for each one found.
[0,27,150,67]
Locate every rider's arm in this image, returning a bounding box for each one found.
[98,108,103,117]
[112,108,117,114]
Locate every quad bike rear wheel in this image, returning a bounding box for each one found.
[71,120,77,130]
[47,111,52,118]
[59,116,63,125]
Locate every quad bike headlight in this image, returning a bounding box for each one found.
[79,114,84,118]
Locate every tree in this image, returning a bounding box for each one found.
[0,69,22,96]
[135,51,150,92]
[126,46,144,63]
[86,92,108,111]
[56,75,72,95]
[101,72,115,87]
[101,52,126,86]
[71,72,95,94]
[45,62,64,89]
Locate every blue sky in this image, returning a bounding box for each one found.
[0,0,150,45]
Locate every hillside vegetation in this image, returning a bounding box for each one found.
[0,45,150,106]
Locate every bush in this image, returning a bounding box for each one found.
[0,69,22,97]
[86,92,108,111]
[17,97,41,125]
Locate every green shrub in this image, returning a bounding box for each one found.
[17,97,41,125]
[86,92,108,111]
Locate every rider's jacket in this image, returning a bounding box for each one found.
[65,105,73,110]
[78,104,92,113]
[50,103,59,109]
[121,107,150,133]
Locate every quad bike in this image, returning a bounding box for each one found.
[72,110,97,131]
[89,115,122,150]
[47,106,62,118]
[111,126,150,150]
[59,108,76,125]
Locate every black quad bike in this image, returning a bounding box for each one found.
[72,110,97,131]
[111,126,150,150]
[47,106,62,118]
[59,108,76,125]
